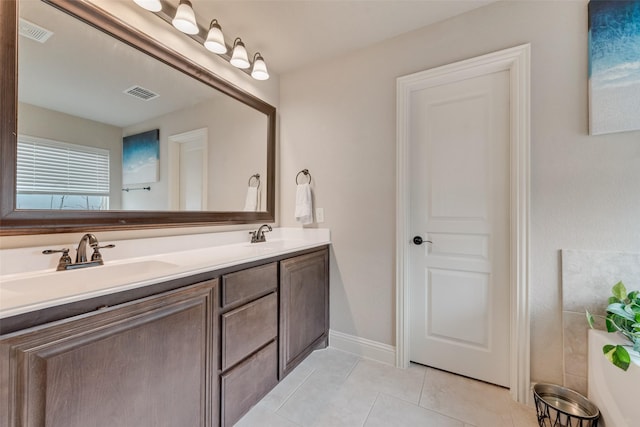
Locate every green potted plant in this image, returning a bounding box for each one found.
[586,281,640,371]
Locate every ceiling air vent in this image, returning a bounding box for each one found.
[19,18,54,43]
[123,85,160,101]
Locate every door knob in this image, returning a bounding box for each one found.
[413,236,432,245]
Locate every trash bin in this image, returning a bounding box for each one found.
[533,383,600,427]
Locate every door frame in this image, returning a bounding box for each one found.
[395,44,531,403]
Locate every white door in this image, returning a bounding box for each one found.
[179,140,205,210]
[408,69,511,387]
[168,128,208,211]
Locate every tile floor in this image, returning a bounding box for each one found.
[236,348,539,427]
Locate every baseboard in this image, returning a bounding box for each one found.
[328,329,396,366]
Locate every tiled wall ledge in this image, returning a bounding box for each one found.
[561,249,640,395]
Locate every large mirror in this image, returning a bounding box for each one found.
[0,0,276,235]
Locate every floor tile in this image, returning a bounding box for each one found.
[507,399,539,427]
[260,362,315,411]
[235,401,301,427]
[238,347,539,427]
[345,359,426,404]
[298,347,360,379]
[364,393,464,427]
[276,365,368,426]
[419,367,514,427]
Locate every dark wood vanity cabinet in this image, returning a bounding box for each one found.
[0,246,330,427]
[0,280,218,427]
[219,262,279,427]
[279,249,330,378]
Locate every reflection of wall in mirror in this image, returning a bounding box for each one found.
[122,95,268,212]
[17,102,123,209]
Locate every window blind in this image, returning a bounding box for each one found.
[17,135,110,195]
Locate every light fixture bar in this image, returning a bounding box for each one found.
[148,0,265,78]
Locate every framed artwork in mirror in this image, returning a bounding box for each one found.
[123,129,160,185]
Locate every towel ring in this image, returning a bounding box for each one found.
[248,173,261,189]
[296,169,312,185]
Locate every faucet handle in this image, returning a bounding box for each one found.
[43,248,72,271]
[91,244,115,262]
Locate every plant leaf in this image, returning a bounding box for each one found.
[612,281,627,301]
[603,344,630,371]
[586,311,595,328]
[607,303,636,321]
[605,314,619,333]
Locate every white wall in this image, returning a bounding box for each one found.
[278,0,640,385]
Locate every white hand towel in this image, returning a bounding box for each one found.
[295,183,313,225]
[243,186,258,211]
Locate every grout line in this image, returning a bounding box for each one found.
[418,364,427,405]
[274,367,318,412]
[361,392,380,426]
[344,355,362,380]
[272,410,303,427]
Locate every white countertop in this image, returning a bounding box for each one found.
[0,228,330,319]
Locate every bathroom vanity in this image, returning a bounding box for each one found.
[0,230,330,427]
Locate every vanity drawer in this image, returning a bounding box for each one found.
[221,340,278,427]
[221,262,278,308]
[221,292,277,370]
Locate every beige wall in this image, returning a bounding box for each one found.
[17,102,123,208]
[122,96,267,211]
[278,0,640,386]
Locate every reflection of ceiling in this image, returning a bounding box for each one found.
[18,0,225,128]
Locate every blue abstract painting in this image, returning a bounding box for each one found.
[589,0,640,135]
[122,129,159,184]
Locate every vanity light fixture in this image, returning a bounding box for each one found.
[230,38,250,69]
[204,19,226,54]
[172,0,198,35]
[133,0,162,12]
[251,53,269,81]
[134,0,269,80]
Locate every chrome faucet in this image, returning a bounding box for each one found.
[43,233,115,271]
[249,224,272,243]
[76,233,99,263]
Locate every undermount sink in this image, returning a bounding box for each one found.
[0,260,179,311]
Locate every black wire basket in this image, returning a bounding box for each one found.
[533,383,600,427]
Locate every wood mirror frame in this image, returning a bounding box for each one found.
[0,0,276,236]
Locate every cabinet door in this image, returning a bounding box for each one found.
[279,249,329,378]
[0,280,218,427]
[221,292,278,371]
[220,340,278,427]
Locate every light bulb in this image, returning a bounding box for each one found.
[230,38,250,69]
[251,53,269,80]
[133,0,162,12]
[172,0,198,35]
[204,19,226,54]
